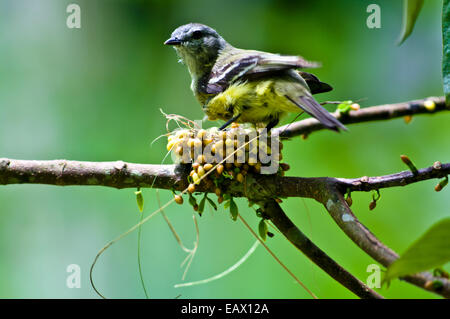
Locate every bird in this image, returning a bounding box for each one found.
[164,23,346,132]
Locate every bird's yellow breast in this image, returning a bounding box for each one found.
[204,79,300,125]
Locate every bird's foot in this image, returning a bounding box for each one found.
[264,119,279,132]
[219,114,241,130]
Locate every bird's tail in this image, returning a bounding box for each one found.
[285,94,347,132]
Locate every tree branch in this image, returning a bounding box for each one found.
[336,162,450,192]
[1,157,448,297]
[274,96,449,138]
[1,96,448,298]
[258,199,383,299]
[0,158,187,190]
[2,159,447,199]
[321,188,450,298]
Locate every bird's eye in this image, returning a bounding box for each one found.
[192,30,203,40]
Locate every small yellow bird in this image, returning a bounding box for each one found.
[165,23,346,131]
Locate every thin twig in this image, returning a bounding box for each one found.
[274,96,448,138]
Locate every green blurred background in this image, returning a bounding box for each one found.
[0,0,448,299]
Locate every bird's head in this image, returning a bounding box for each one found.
[165,23,229,78]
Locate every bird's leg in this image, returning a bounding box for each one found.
[265,119,279,132]
[219,114,241,130]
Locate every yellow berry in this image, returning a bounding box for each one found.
[424,100,436,111]
[193,138,202,148]
[225,138,233,147]
[203,138,213,146]
[197,129,206,139]
[166,141,175,151]
[174,195,183,205]
[192,173,200,185]
[350,103,360,111]
[175,131,186,138]
[424,281,434,290]
[404,115,413,124]
[198,165,205,177]
[346,196,353,207]
[197,155,206,164]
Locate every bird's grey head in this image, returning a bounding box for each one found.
[164,23,229,79]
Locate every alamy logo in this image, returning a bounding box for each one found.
[366,4,381,29]
[366,264,381,288]
[66,264,81,288]
[66,4,81,29]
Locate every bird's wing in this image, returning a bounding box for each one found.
[285,94,347,132]
[297,71,333,95]
[206,50,320,94]
[273,71,346,132]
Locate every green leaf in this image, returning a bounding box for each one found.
[188,194,197,207]
[443,0,450,105]
[198,194,207,216]
[384,218,450,282]
[336,100,353,114]
[205,196,218,211]
[229,198,238,221]
[398,0,424,45]
[222,171,234,179]
[135,189,144,213]
[258,220,268,241]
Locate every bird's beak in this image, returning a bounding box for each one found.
[164,37,182,45]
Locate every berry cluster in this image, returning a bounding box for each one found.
[166,124,289,206]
